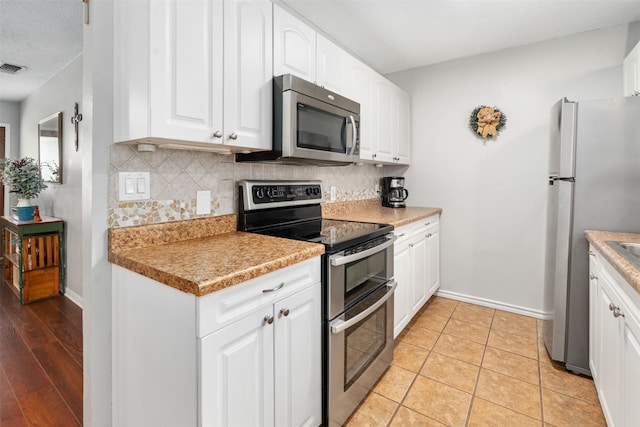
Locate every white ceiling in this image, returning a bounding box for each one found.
[282,0,640,74]
[1,1,640,102]
[0,0,83,102]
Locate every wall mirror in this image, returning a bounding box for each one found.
[39,112,63,183]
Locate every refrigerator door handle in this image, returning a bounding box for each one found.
[549,175,575,185]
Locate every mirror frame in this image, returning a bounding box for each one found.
[38,111,63,184]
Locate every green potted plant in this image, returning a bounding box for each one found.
[0,157,48,220]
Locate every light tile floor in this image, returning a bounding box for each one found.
[345,296,606,427]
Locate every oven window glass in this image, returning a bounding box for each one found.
[344,292,387,390]
[297,103,346,153]
[344,250,387,308]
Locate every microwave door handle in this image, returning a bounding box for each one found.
[330,281,397,334]
[348,115,357,154]
[329,235,397,266]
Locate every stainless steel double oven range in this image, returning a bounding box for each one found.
[239,180,396,426]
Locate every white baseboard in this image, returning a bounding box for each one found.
[63,288,83,309]
[435,289,551,320]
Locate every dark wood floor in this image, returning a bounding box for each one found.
[0,282,83,426]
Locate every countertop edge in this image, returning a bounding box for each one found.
[585,230,640,294]
[109,231,325,297]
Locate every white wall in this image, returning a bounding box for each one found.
[19,55,83,302]
[0,101,21,214]
[389,26,628,316]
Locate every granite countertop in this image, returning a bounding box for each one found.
[322,198,442,228]
[585,230,640,294]
[108,215,325,296]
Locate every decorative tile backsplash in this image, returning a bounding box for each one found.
[109,145,384,227]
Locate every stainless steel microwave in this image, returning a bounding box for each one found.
[236,74,360,166]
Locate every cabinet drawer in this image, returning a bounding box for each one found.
[197,257,321,337]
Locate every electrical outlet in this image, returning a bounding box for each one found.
[330,186,337,201]
[196,191,211,215]
[374,184,380,195]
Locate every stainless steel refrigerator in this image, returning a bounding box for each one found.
[543,96,640,375]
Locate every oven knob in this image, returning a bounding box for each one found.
[255,188,265,199]
[266,188,274,198]
[305,187,313,196]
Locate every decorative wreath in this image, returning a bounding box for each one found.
[469,105,507,139]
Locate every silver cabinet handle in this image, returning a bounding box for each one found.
[424,222,431,226]
[229,133,238,140]
[589,251,595,257]
[330,235,396,266]
[330,281,397,334]
[264,315,274,325]
[262,282,285,293]
[212,130,222,138]
[280,308,290,317]
[608,302,625,318]
[396,233,406,237]
[590,274,598,280]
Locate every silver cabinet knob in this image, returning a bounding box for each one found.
[280,308,290,317]
[212,130,222,138]
[613,307,625,318]
[372,153,377,158]
[264,315,274,325]
[608,303,625,318]
[229,133,238,140]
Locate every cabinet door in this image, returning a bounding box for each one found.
[426,228,440,297]
[596,275,622,427]
[588,250,599,380]
[223,0,272,151]
[316,34,349,96]
[623,44,639,96]
[393,88,411,164]
[274,283,322,427]
[372,74,395,163]
[347,60,374,162]
[622,306,640,427]
[149,0,223,143]
[200,308,275,427]
[410,233,428,313]
[273,4,316,82]
[393,238,412,338]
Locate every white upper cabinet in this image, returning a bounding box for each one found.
[114,0,272,153]
[273,4,316,82]
[623,41,640,97]
[316,34,351,95]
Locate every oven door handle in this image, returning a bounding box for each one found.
[330,280,397,334]
[329,235,397,267]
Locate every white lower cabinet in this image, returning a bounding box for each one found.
[112,257,322,427]
[589,245,640,427]
[393,214,440,338]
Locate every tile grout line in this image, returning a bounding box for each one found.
[537,321,547,426]
[463,309,495,426]
[385,301,458,426]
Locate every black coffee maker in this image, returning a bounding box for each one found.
[381,176,409,208]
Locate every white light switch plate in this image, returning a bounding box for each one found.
[118,172,150,201]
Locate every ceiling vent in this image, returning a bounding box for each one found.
[0,62,26,75]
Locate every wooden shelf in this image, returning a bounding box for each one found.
[1,216,65,304]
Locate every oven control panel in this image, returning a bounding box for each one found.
[240,180,323,211]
